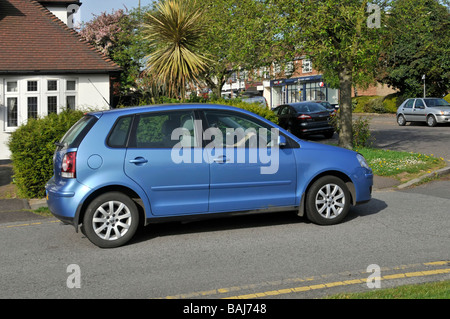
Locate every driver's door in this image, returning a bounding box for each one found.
[201,109,297,213]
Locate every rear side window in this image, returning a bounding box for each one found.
[129,111,197,148]
[57,115,97,150]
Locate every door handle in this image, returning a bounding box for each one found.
[129,157,148,165]
[213,156,229,163]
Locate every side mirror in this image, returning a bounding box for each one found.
[278,135,287,147]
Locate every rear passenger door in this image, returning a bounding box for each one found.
[124,110,209,217]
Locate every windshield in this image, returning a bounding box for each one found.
[424,98,450,107]
[57,115,97,149]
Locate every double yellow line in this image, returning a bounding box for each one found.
[225,266,450,299]
[163,261,450,299]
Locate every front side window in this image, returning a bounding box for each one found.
[203,110,277,148]
[414,99,424,108]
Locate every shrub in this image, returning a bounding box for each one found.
[352,94,399,114]
[212,98,278,124]
[330,113,373,147]
[444,94,450,103]
[8,110,84,198]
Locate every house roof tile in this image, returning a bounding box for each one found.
[0,0,121,74]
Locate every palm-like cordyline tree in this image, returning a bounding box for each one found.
[142,0,210,99]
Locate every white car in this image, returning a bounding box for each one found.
[396,98,450,127]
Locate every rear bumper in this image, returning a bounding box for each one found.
[45,176,90,229]
[297,122,334,135]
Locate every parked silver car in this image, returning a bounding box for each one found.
[396,98,450,127]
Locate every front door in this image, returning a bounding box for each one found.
[201,109,297,213]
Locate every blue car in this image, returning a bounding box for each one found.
[46,104,373,248]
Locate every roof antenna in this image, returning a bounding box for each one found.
[88,78,111,108]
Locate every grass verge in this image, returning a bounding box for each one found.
[327,280,450,299]
[356,147,446,182]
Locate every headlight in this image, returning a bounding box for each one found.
[357,153,371,170]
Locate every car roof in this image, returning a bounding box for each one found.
[88,103,263,118]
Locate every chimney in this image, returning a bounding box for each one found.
[38,1,82,28]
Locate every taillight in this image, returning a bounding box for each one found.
[297,114,312,120]
[61,152,76,178]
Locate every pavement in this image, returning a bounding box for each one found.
[1,160,449,224]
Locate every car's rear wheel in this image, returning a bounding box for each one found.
[82,192,139,248]
[397,114,407,126]
[306,176,350,225]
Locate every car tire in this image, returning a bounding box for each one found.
[426,115,437,127]
[397,114,407,126]
[323,131,334,139]
[82,192,140,248]
[305,176,351,225]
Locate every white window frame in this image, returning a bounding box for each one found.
[302,59,312,73]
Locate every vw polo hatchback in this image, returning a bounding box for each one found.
[46,104,373,248]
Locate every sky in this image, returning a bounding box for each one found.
[78,0,154,23]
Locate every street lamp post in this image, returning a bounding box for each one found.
[422,74,426,98]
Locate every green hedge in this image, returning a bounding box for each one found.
[352,93,400,114]
[8,110,84,198]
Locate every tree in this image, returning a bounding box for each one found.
[78,9,148,95]
[277,0,386,149]
[141,0,210,99]
[198,0,279,97]
[379,0,450,99]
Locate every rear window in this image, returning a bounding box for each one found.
[57,115,97,150]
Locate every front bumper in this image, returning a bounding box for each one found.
[436,114,450,123]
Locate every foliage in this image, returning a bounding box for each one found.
[141,0,210,99]
[331,114,372,147]
[207,98,279,124]
[379,0,450,98]
[197,0,279,96]
[276,0,387,150]
[445,94,450,103]
[8,111,84,198]
[78,8,149,94]
[352,93,400,113]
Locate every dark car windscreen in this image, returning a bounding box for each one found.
[57,115,98,150]
[424,98,450,107]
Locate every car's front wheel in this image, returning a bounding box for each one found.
[306,176,351,225]
[82,192,140,248]
[427,115,437,127]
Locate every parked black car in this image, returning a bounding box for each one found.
[273,102,335,138]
